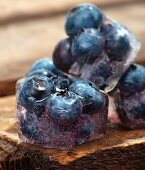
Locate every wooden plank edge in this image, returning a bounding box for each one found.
[0,79,16,97]
[0,133,30,170]
[1,131,145,169]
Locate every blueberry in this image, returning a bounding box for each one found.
[86,60,113,89]
[18,75,55,116]
[53,38,76,72]
[65,3,103,36]
[69,80,105,114]
[54,77,71,90]
[115,91,145,129]
[26,68,57,79]
[100,20,114,36]
[71,29,105,63]
[77,122,94,144]
[129,96,145,120]
[105,23,131,61]
[32,102,46,117]
[47,91,82,125]
[118,64,145,94]
[76,114,94,144]
[28,58,62,76]
[19,111,45,142]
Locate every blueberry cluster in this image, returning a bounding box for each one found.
[16,3,143,150]
[53,3,140,91]
[113,64,145,129]
[17,58,108,149]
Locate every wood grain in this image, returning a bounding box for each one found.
[0,0,142,25]
[1,96,145,169]
[0,2,145,96]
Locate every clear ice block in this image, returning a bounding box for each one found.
[16,59,109,150]
[67,18,141,92]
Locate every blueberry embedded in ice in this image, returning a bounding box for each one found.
[65,3,103,36]
[53,38,75,72]
[18,110,45,143]
[100,20,114,36]
[112,64,145,129]
[115,91,145,129]
[28,58,62,76]
[53,77,71,90]
[71,55,115,91]
[101,21,131,61]
[76,114,95,144]
[106,32,131,61]
[26,69,57,79]
[46,91,83,125]
[118,64,145,95]
[52,4,141,92]
[17,64,109,149]
[66,19,140,91]
[69,80,106,114]
[123,94,145,120]
[81,59,113,90]
[18,75,55,116]
[71,29,105,64]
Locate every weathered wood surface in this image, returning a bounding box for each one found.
[0,1,145,96]
[0,96,145,170]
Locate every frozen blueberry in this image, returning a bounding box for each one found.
[81,59,113,90]
[53,77,71,90]
[69,80,106,114]
[111,64,145,129]
[115,90,145,129]
[76,114,95,144]
[46,91,83,125]
[100,20,115,36]
[26,68,57,79]
[123,94,145,120]
[18,75,55,116]
[28,58,62,76]
[118,64,145,95]
[53,38,76,72]
[17,74,108,149]
[19,111,45,143]
[105,23,131,61]
[71,29,105,63]
[65,3,103,36]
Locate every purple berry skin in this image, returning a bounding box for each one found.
[53,38,76,72]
